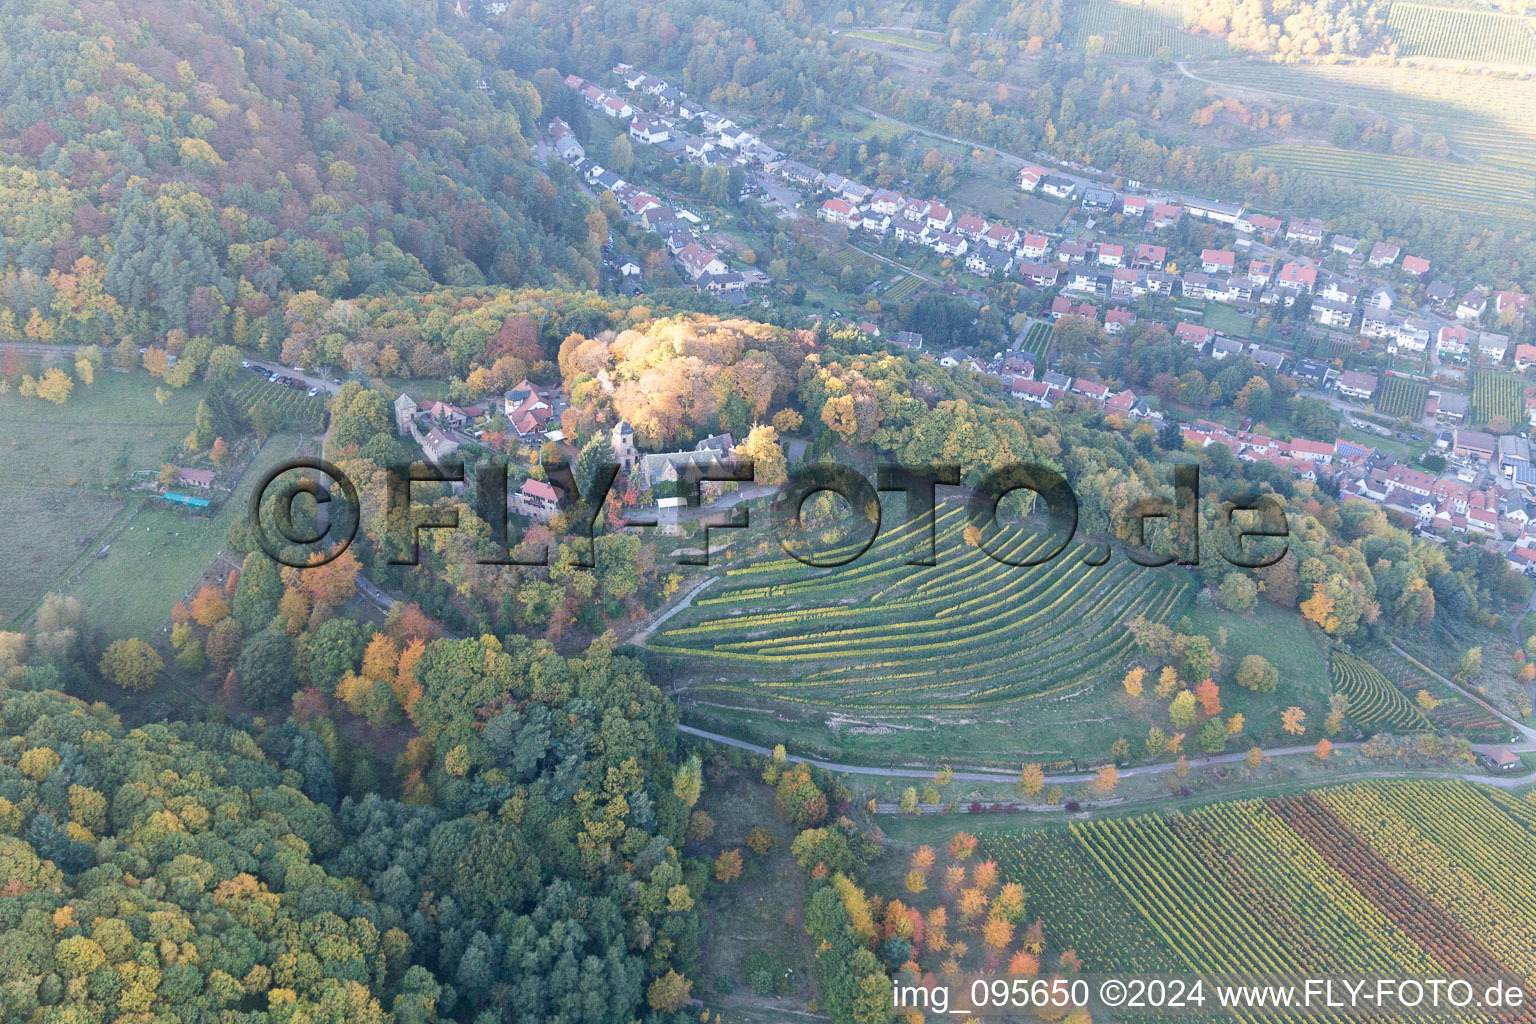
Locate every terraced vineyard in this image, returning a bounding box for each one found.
[1360,644,1505,737]
[1243,145,1536,222]
[1375,373,1429,418]
[1067,0,1229,58]
[1387,2,1536,69]
[1331,650,1430,734]
[1018,320,1052,367]
[1471,370,1526,428]
[653,505,1191,717]
[990,781,1536,990]
[1196,62,1536,175]
[232,376,328,428]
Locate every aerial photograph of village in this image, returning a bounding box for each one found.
[2,0,1536,1020]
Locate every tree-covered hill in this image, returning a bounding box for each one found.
[0,630,702,1023]
[0,0,600,345]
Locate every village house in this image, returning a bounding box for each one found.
[1402,255,1431,279]
[1041,176,1076,199]
[548,118,583,162]
[1134,243,1166,269]
[1335,370,1378,401]
[1368,241,1401,267]
[1247,259,1274,285]
[1097,243,1124,267]
[1175,322,1214,349]
[1201,249,1236,274]
[1150,203,1182,229]
[1016,165,1048,191]
[1019,233,1050,261]
[1457,290,1488,321]
[1286,217,1324,246]
[1276,262,1317,293]
[510,478,562,521]
[1016,261,1059,288]
[1310,297,1356,329]
[1237,212,1282,238]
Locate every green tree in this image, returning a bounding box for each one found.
[237,629,296,706]
[1235,654,1278,692]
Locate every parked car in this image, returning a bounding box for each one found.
[307,387,320,397]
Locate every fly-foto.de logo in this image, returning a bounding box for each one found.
[248,458,1288,572]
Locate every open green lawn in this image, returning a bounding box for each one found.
[689,763,818,1015]
[67,431,302,640]
[1202,301,1253,338]
[0,487,124,626]
[841,28,945,51]
[0,372,207,489]
[949,177,1067,229]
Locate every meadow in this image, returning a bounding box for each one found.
[991,781,1536,983]
[64,431,302,640]
[0,487,123,626]
[651,502,1194,766]
[0,371,206,490]
[841,28,945,52]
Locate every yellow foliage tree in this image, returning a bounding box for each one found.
[1122,666,1145,696]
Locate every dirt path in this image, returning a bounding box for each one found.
[677,723,1531,794]
[626,574,719,647]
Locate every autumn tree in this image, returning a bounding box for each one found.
[1281,706,1307,735]
[1314,738,1332,760]
[190,584,230,627]
[1122,666,1145,697]
[714,848,743,883]
[99,638,163,691]
[1092,763,1119,794]
[1017,762,1045,797]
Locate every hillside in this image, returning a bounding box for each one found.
[0,0,600,346]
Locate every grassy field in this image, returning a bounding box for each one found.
[1243,144,1536,222]
[652,501,1196,767]
[1196,61,1536,175]
[1387,2,1536,69]
[1067,0,1229,58]
[0,487,124,626]
[841,28,945,52]
[0,372,207,490]
[977,780,1536,984]
[64,431,302,640]
[1183,601,1332,716]
[949,176,1067,229]
[1202,301,1253,338]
